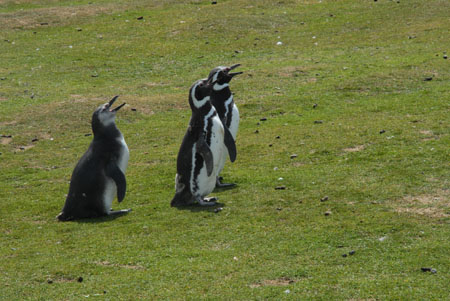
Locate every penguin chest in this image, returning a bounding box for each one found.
[116,136,129,173]
[217,100,239,174]
[209,115,225,171]
[228,104,239,140]
[102,136,129,212]
[222,95,239,140]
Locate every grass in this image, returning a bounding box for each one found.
[1,0,449,299]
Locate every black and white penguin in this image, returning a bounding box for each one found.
[57,96,130,221]
[171,78,236,207]
[207,64,242,188]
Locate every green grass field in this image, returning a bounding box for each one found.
[1,0,449,299]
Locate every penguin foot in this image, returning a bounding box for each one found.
[198,197,217,206]
[109,208,132,216]
[215,177,236,189]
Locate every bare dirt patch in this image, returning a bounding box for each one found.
[17,144,35,151]
[420,130,433,135]
[343,145,365,152]
[1,137,12,145]
[250,277,297,288]
[292,162,306,167]
[49,276,80,283]
[69,94,105,104]
[0,3,123,30]
[0,120,17,126]
[278,66,307,77]
[95,260,144,270]
[420,129,440,141]
[393,189,449,218]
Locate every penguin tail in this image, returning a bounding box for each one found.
[170,191,192,207]
[170,194,184,207]
[56,211,72,222]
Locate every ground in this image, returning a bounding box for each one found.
[0,0,449,299]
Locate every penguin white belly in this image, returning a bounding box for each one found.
[218,104,239,174]
[229,104,239,140]
[193,116,224,198]
[103,179,116,213]
[102,136,129,213]
[117,135,129,173]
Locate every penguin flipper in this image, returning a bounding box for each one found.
[106,162,126,202]
[196,136,214,177]
[223,127,237,162]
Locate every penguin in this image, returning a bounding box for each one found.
[207,64,243,188]
[57,96,130,221]
[171,78,236,207]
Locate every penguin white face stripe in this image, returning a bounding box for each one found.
[203,108,215,133]
[212,72,219,83]
[191,82,210,108]
[213,82,229,91]
[223,94,233,117]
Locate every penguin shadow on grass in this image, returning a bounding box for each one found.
[173,202,226,213]
[70,210,132,224]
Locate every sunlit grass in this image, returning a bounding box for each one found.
[0,0,449,299]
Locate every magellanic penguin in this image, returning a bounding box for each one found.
[171,78,237,207]
[207,64,242,188]
[57,96,130,221]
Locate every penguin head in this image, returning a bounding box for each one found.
[91,96,126,133]
[208,64,243,90]
[189,78,214,110]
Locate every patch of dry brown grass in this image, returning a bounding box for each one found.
[393,189,450,219]
[419,129,440,141]
[343,144,365,152]
[249,277,297,288]
[0,3,123,30]
[95,260,144,270]
[1,137,12,145]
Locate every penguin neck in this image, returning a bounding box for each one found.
[190,104,216,128]
[211,87,232,104]
[211,88,232,118]
[92,123,121,142]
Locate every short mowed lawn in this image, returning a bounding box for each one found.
[0,0,449,299]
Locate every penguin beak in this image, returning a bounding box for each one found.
[227,64,243,78]
[108,95,119,107]
[229,63,241,70]
[228,71,243,78]
[108,95,126,112]
[112,102,126,112]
